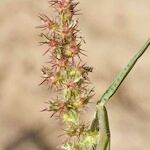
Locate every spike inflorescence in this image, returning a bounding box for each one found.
[38,0,99,149]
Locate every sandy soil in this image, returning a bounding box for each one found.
[0,0,150,149]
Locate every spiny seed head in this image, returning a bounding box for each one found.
[39,0,98,149]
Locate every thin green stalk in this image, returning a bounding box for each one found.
[91,39,150,150]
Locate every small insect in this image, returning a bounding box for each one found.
[83,66,93,73]
[41,66,52,77]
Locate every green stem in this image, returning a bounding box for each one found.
[99,39,150,106]
[91,39,150,150]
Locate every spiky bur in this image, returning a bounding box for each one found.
[38,0,99,149]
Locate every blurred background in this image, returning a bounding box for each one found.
[0,0,150,150]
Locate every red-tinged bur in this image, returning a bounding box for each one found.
[39,0,99,149]
[51,59,67,70]
[39,34,60,55]
[38,14,59,31]
[62,24,78,39]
